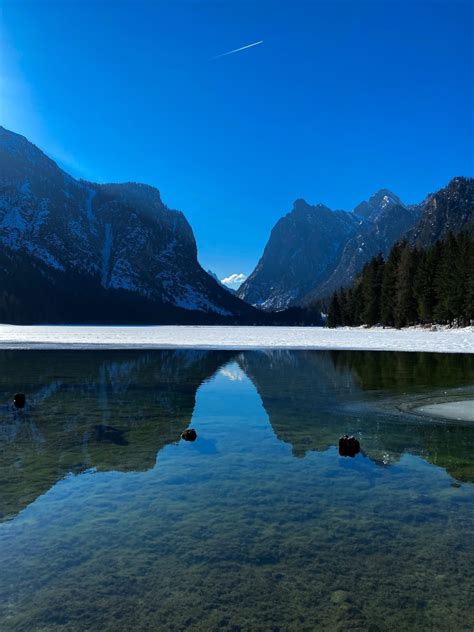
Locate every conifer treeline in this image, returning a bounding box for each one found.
[326,232,474,328]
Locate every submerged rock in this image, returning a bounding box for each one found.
[181,428,197,442]
[13,393,26,409]
[94,424,128,446]
[338,435,360,457]
[331,589,352,605]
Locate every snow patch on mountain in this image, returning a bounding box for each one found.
[173,284,232,316]
[1,206,26,232]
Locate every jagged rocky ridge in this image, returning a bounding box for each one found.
[0,126,256,324]
[238,178,473,310]
[409,176,474,247]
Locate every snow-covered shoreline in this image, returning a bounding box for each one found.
[0,325,472,353]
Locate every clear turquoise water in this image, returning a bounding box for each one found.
[0,350,473,631]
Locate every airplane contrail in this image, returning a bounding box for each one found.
[212,40,263,60]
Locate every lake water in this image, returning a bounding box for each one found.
[0,349,473,631]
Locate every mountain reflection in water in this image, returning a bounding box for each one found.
[0,349,474,631]
[1,349,473,524]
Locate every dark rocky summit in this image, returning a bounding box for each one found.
[237,201,361,310]
[238,178,472,310]
[238,189,420,310]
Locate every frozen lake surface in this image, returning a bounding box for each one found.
[413,400,474,422]
[0,324,472,353]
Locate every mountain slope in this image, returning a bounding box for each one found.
[0,126,256,324]
[307,192,420,302]
[409,176,474,247]
[237,200,360,310]
[238,189,421,310]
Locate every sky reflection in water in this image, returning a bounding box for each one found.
[0,350,473,631]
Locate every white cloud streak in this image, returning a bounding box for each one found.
[212,40,263,60]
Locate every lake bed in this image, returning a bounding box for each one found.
[0,349,473,631]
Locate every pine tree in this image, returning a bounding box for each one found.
[327,291,342,327]
[351,281,364,325]
[456,232,472,325]
[324,231,472,329]
[394,242,418,328]
[462,235,474,324]
[381,242,402,326]
[361,253,384,326]
[342,287,354,326]
[414,242,440,323]
[434,232,462,324]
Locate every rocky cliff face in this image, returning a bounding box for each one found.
[0,126,255,323]
[237,201,361,310]
[238,189,421,309]
[307,190,420,302]
[408,177,474,247]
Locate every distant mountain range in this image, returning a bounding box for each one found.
[0,126,257,324]
[0,125,472,323]
[238,177,474,310]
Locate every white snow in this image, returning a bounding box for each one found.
[173,284,232,316]
[412,400,474,422]
[23,243,64,270]
[0,325,472,352]
[1,206,26,231]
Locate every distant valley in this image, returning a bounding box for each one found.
[0,125,472,324]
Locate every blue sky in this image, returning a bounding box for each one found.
[1,0,472,281]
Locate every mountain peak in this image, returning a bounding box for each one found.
[353,189,404,219]
[0,125,34,156]
[291,199,332,217]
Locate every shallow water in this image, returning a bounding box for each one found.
[0,350,473,631]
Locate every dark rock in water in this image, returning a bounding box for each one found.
[338,434,360,457]
[13,393,26,409]
[94,424,128,446]
[181,428,197,442]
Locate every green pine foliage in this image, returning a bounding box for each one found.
[326,232,473,328]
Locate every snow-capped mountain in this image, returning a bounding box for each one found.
[237,190,419,310]
[206,270,236,294]
[0,126,256,323]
